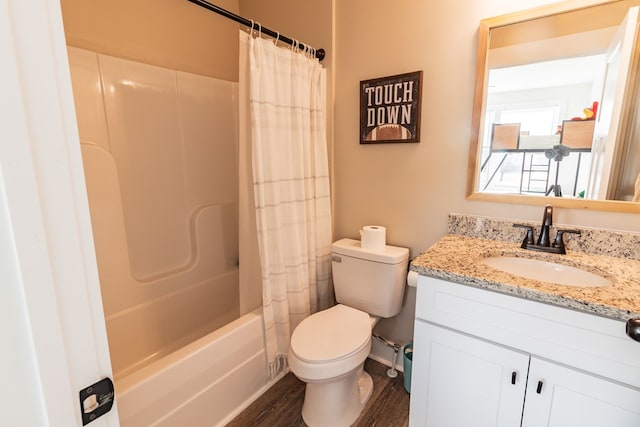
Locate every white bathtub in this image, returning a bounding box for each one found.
[116,308,278,426]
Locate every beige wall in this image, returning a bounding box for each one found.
[61,0,240,81]
[334,0,640,347]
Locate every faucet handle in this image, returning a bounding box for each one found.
[513,224,534,249]
[553,229,581,254]
[542,205,553,226]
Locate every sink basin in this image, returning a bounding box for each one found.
[481,256,611,287]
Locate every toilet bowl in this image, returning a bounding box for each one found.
[288,304,377,427]
[288,238,409,427]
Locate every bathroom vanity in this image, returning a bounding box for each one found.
[408,216,640,427]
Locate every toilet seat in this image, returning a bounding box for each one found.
[290,304,371,364]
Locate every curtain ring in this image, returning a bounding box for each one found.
[249,20,254,36]
[274,31,280,46]
[256,22,262,38]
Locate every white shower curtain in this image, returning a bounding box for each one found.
[239,31,333,377]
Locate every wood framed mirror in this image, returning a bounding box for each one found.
[467,0,640,213]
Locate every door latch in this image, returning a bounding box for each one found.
[79,377,115,425]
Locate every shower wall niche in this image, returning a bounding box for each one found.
[68,47,240,378]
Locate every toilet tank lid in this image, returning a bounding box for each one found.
[332,238,409,264]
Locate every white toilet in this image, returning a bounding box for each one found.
[288,238,409,427]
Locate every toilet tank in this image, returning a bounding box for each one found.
[331,238,409,318]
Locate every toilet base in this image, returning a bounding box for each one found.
[301,367,373,427]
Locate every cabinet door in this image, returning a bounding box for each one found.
[409,321,530,427]
[522,357,640,427]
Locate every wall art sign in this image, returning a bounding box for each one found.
[360,71,423,144]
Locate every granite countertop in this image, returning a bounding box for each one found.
[411,234,640,321]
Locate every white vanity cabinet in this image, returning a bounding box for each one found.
[409,276,640,427]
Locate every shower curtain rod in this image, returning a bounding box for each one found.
[186,0,326,61]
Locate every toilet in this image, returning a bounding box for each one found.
[288,238,409,427]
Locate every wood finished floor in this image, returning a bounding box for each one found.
[227,359,410,427]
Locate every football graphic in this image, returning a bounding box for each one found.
[364,124,412,142]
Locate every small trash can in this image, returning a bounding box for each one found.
[403,343,413,393]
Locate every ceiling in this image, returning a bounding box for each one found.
[488,54,606,93]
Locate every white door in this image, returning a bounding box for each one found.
[0,0,117,426]
[522,357,640,427]
[587,6,640,199]
[409,321,530,427]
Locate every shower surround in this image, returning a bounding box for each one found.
[68,46,241,378]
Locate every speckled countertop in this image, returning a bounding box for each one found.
[410,214,640,322]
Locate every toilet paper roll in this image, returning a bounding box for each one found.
[407,270,419,288]
[359,225,386,250]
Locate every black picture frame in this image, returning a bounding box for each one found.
[360,71,422,144]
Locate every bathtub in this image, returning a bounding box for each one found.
[116,308,278,426]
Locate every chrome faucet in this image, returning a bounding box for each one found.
[513,205,581,254]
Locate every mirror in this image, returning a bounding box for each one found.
[468,0,640,213]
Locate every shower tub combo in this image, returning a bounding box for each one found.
[68,47,270,425]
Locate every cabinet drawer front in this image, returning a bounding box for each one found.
[416,276,640,388]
